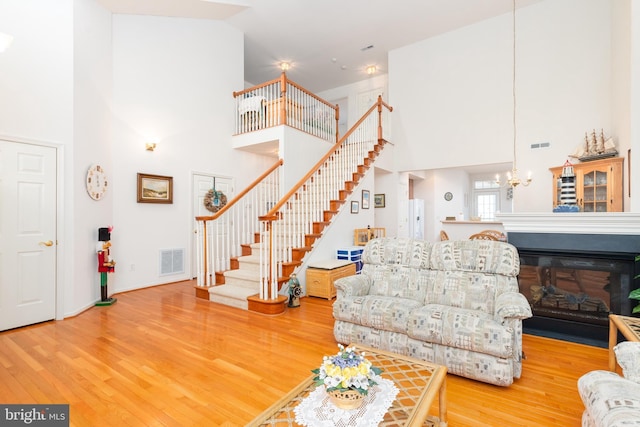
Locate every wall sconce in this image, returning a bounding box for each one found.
[145,142,157,151]
[0,32,14,53]
[280,62,290,71]
[366,65,377,75]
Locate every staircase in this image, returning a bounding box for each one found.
[195,96,393,313]
[209,243,262,310]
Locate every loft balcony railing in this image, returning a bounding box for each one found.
[256,96,392,307]
[195,159,283,288]
[233,72,339,143]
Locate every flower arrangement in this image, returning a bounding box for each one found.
[312,344,382,396]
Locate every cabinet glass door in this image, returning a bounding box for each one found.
[582,170,608,212]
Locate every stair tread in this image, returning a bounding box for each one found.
[224,269,260,281]
[209,284,258,298]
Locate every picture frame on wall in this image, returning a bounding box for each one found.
[351,201,359,214]
[362,190,370,209]
[374,193,385,208]
[137,173,173,204]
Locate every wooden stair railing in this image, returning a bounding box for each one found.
[250,96,393,314]
[233,72,340,143]
[194,159,283,298]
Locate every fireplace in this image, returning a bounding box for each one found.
[497,213,640,347]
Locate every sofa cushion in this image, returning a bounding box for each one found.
[425,270,517,315]
[367,265,431,302]
[333,295,422,335]
[362,237,431,268]
[406,338,515,387]
[578,370,640,427]
[430,240,520,277]
[407,304,513,358]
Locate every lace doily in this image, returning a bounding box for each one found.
[293,378,399,427]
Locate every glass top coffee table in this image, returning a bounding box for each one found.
[247,344,447,426]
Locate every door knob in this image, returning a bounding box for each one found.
[39,240,54,247]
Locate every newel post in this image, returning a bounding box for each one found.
[377,95,383,141]
[279,72,288,126]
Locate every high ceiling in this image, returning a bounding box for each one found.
[97,0,542,93]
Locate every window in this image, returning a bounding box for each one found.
[472,179,501,221]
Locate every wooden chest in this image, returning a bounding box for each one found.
[306,261,356,300]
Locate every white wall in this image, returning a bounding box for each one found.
[631,1,640,211]
[0,0,76,318]
[110,15,267,293]
[316,74,388,131]
[390,0,615,214]
[72,0,113,315]
[279,127,335,189]
[0,0,74,142]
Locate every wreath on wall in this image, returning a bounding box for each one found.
[204,189,227,213]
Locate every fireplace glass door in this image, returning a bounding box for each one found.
[518,253,633,326]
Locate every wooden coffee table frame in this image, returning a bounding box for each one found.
[609,314,640,371]
[247,344,447,426]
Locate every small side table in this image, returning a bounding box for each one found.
[608,314,640,371]
[306,260,356,300]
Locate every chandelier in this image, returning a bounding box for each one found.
[496,0,531,188]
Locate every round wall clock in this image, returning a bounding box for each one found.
[86,164,108,200]
[444,192,453,201]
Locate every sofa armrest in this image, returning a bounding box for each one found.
[494,292,532,321]
[334,275,372,297]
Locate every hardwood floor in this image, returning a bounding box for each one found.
[0,280,607,426]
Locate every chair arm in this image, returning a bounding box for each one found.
[494,292,532,321]
[334,275,371,297]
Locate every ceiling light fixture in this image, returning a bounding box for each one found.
[496,0,531,189]
[280,62,290,71]
[0,32,14,53]
[366,65,377,75]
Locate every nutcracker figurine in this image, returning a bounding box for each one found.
[96,227,117,306]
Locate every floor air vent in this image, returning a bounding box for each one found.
[160,249,184,276]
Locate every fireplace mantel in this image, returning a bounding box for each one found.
[496,213,640,235]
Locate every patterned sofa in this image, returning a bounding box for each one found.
[332,237,532,386]
[578,341,640,426]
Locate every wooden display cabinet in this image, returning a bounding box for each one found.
[354,227,386,246]
[550,157,623,212]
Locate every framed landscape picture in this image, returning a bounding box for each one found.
[362,190,370,209]
[351,201,359,214]
[374,193,385,208]
[137,173,173,204]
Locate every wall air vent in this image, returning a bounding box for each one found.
[159,249,184,276]
[530,142,551,149]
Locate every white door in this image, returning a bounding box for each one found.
[0,140,57,331]
[191,173,233,277]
